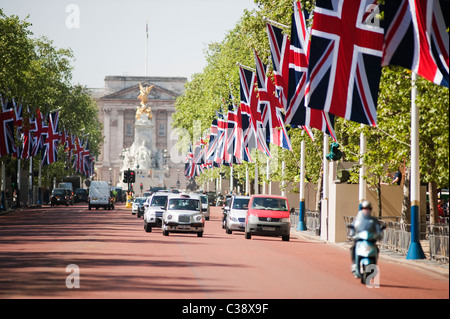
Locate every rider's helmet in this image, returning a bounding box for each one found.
[360,200,372,215]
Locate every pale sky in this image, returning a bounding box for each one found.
[1,0,258,88]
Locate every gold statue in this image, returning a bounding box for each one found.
[136,83,154,120]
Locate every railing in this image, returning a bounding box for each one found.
[343,216,411,254]
[344,216,449,263]
[427,225,449,262]
[290,209,320,235]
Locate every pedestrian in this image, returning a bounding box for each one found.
[12,189,18,208]
[392,167,402,185]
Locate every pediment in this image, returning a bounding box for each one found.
[100,82,179,101]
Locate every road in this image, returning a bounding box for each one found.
[0,202,448,301]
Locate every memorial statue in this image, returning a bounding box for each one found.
[136,83,154,120]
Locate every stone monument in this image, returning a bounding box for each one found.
[119,83,168,191]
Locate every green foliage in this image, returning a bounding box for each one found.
[1,10,103,182]
[172,1,448,200]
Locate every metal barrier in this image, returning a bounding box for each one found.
[427,225,449,262]
[306,210,320,234]
[344,216,449,263]
[290,209,321,235]
[343,216,411,254]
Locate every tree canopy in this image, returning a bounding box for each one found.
[171,1,449,202]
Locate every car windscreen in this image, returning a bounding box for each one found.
[200,196,207,204]
[251,197,288,211]
[135,198,146,203]
[232,198,249,209]
[52,189,66,195]
[168,198,200,211]
[151,195,168,207]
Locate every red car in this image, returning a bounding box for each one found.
[245,195,291,241]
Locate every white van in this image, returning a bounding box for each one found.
[88,181,114,210]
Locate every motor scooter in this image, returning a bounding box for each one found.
[348,224,385,284]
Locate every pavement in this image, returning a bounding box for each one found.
[290,227,449,279]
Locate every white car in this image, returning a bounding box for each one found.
[224,195,250,234]
[131,197,147,217]
[199,194,210,220]
[162,194,204,237]
[143,192,169,232]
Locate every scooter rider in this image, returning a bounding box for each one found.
[350,201,384,276]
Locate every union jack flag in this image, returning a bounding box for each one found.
[267,23,291,111]
[306,0,384,127]
[225,95,242,165]
[214,111,227,165]
[382,0,449,87]
[30,109,48,158]
[19,106,36,159]
[206,118,218,162]
[254,50,292,151]
[287,0,337,140]
[41,111,60,166]
[73,137,84,174]
[239,66,270,162]
[0,95,16,158]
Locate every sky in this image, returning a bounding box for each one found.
[1,0,258,88]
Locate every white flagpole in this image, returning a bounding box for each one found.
[297,131,307,231]
[145,20,149,77]
[320,134,329,241]
[407,71,425,259]
[359,124,366,208]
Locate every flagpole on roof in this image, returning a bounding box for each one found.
[145,19,149,77]
[406,71,425,260]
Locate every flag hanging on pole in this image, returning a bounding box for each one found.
[41,110,60,166]
[0,95,16,158]
[382,0,449,87]
[267,23,291,112]
[254,50,292,151]
[306,0,384,127]
[287,0,337,141]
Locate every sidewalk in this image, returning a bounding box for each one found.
[291,227,449,278]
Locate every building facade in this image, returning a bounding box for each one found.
[91,75,187,192]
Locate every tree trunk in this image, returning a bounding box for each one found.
[428,181,439,225]
[315,173,322,212]
[377,179,382,218]
[401,167,411,224]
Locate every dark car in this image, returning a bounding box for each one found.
[50,188,71,207]
[74,188,88,203]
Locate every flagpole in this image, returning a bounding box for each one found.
[263,17,289,30]
[254,162,258,195]
[359,124,366,209]
[320,134,329,241]
[145,19,149,77]
[297,130,307,231]
[406,71,425,260]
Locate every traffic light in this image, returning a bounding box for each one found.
[326,142,343,161]
[123,171,129,183]
[129,170,135,183]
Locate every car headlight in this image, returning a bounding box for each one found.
[230,216,238,222]
[248,215,259,223]
[195,215,203,222]
[167,214,172,220]
[281,218,291,223]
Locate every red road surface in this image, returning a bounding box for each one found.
[0,203,448,299]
